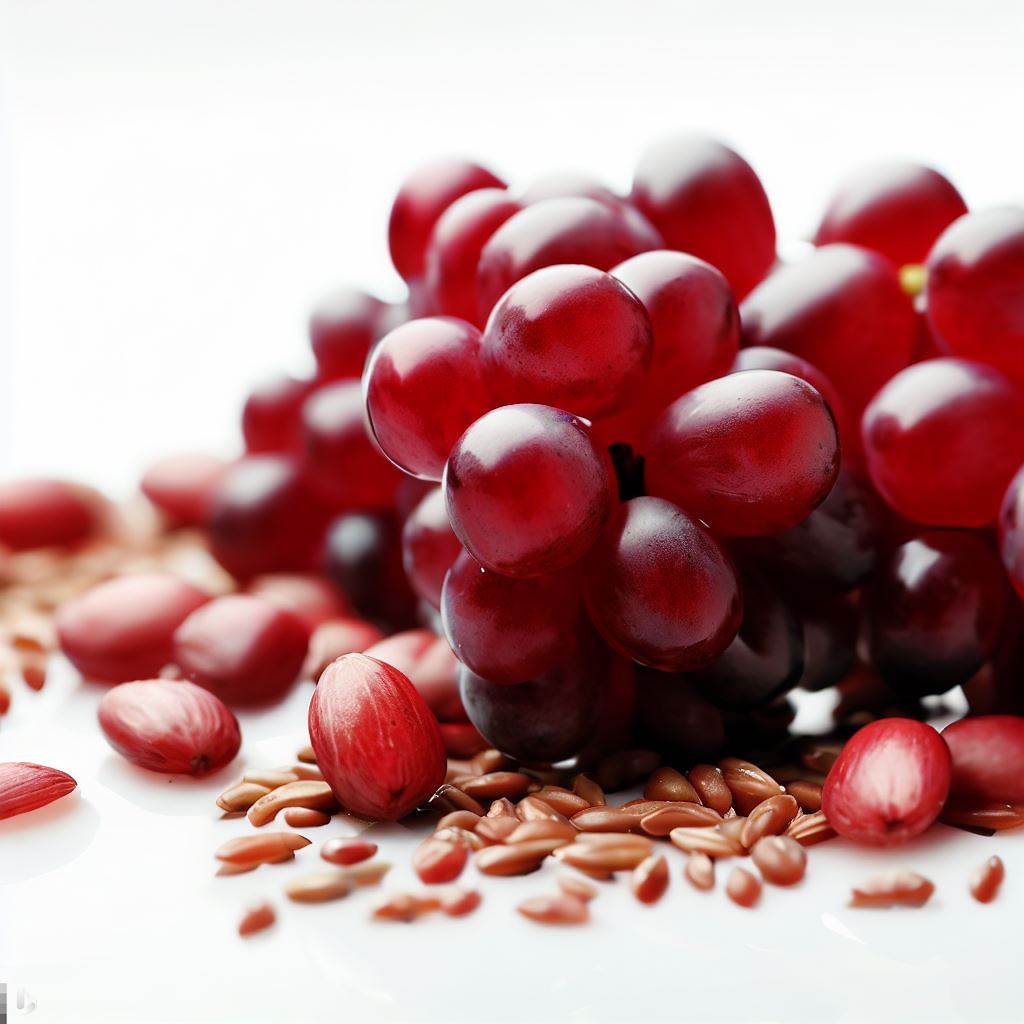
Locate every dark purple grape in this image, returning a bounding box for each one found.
[793,594,859,692]
[634,667,725,760]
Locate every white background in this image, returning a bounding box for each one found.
[2,1,1024,1021]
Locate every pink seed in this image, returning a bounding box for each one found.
[321,839,378,866]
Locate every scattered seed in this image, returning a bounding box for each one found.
[572,773,605,806]
[554,841,650,873]
[517,894,589,925]
[719,758,784,814]
[437,809,482,832]
[970,856,1004,904]
[475,840,561,876]
[238,902,275,937]
[0,682,10,715]
[785,780,823,813]
[216,862,257,876]
[570,807,643,833]
[785,810,837,847]
[726,867,762,907]
[632,854,669,905]
[506,820,577,845]
[644,766,700,804]
[321,838,377,866]
[431,783,486,817]
[684,853,715,891]
[289,763,325,781]
[216,782,272,813]
[939,800,1024,832]
[741,794,800,848]
[475,816,519,844]
[530,786,590,817]
[439,887,482,917]
[433,826,486,851]
[297,743,317,763]
[413,838,469,884]
[669,827,743,859]
[471,749,508,775]
[751,835,807,886]
[285,871,353,903]
[850,871,935,908]
[640,803,723,836]
[283,807,331,827]
[517,796,569,824]
[372,893,442,922]
[247,781,338,827]
[343,859,391,887]
[215,832,311,867]
[717,816,748,845]
[459,771,532,801]
[688,764,733,814]
[558,875,598,902]
[22,660,46,691]
[487,797,517,818]
[575,832,654,850]
[243,769,300,789]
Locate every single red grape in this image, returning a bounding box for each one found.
[634,668,725,761]
[475,196,661,320]
[631,134,776,299]
[584,496,742,672]
[793,593,858,692]
[481,264,653,418]
[444,404,615,578]
[363,317,492,480]
[814,161,967,267]
[388,158,505,282]
[861,358,1024,527]
[644,369,840,537]
[300,380,403,509]
[241,375,314,454]
[401,487,461,609]
[441,550,582,685]
[423,189,521,325]
[998,464,1024,599]
[515,172,623,207]
[925,206,1024,387]
[309,286,390,381]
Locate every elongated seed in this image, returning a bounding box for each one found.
[632,854,669,905]
[558,875,598,902]
[517,894,589,925]
[726,867,761,907]
[297,743,316,763]
[575,832,653,850]
[850,872,934,908]
[433,826,486,851]
[571,807,644,833]
[741,794,799,848]
[216,862,257,876]
[970,856,1004,904]
[285,871,353,903]
[640,804,722,836]
[531,786,590,817]
[644,766,700,804]
[785,810,837,847]
[669,826,743,859]
[940,801,1024,832]
[439,887,482,917]
[751,835,806,886]
[487,797,517,818]
[373,893,442,922]
[217,782,272,813]
[471,748,508,773]
[247,780,338,827]
[688,765,732,814]
[283,807,331,827]
[506,820,578,845]
[718,816,747,845]
[517,796,569,824]
[216,832,311,866]
[475,816,519,843]
[289,763,325,782]
[554,842,649,873]
[684,853,715,891]
[572,773,605,806]
[719,758,784,815]
[437,809,482,832]
[460,771,532,801]
[321,839,377,865]
[431,784,486,816]
[413,838,468,884]
[343,859,391,886]
[238,902,275,937]
[475,839,561,876]
[243,769,300,789]
[785,780,823,813]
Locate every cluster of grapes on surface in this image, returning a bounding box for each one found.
[163,134,1024,768]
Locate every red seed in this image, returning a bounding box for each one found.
[750,835,807,886]
[684,853,715,891]
[726,867,762,908]
[0,478,101,551]
[98,680,241,776]
[303,618,384,681]
[632,854,670,905]
[238,902,276,937]
[517,894,590,925]
[140,454,228,528]
[282,807,331,827]
[822,718,951,845]
[0,682,10,715]
[413,838,468,884]
[321,839,378,866]
[247,573,352,633]
[969,856,1005,904]
[850,871,935,908]
[0,762,78,820]
[942,716,1024,804]
[308,653,446,821]
[439,887,482,917]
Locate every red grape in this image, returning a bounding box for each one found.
[300,380,404,509]
[793,593,858,692]
[481,264,653,418]
[444,404,614,578]
[631,134,775,299]
[241,374,314,454]
[309,286,390,381]
[475,196,661,320]
[814,162,967,267]
[740,244,918,422]
[866,531,1009,697]
[208,455,334,579]
[584,496,742,672]
[644,369,840,537]
[634,668,725,760]
[441,550,582,685]
[861,358,1024,527]
[388,158,504,283]
[401,487,461,609]
[515,172,622,207]
[363,317,492,480]
[925,206,1024,387]
[999,464,1024,599]
[140,454,228,528]
[423,189,521,325]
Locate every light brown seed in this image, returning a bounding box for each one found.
[644,766,700,804]
[516,796,570,824]
[688,764,733,814]
[215,832,311,867]
[372,893,442,921]
[296,743,317,763]
[554,842,649,872]
[640,804,722,836]
[437,809,482,832]
[413,838,468,884]
[433,826,486,851]
[217,782,272,813]
[572,773,605,806]
[289,763,325,781]
[247,781,338,827]
[460,771,532,801]
[446,765,475,786]
[22,659,46,691]
[558,875,598,902]
[574,831,653,850]
[595,749,662,792]
[439,887,482,917]
[785,810,837,847]
[530,786,590,817]
[474,816,519,844]
[618,799,672,815]
[632,854,669,905]
[740,794,799,848]
[471,748,508,775]
[216,862,257,876]
[517,894,589,925]
[321,839,377,865]
[785,780,823,813]
[571,807,644,833]
[726,867,761,907]
[850,871,934,908]
[487,797,517,818]
[342,859,391,886]
[684,853,715,891]
[970,856,1004,904]
[475,839,561,876]
[242,769,301,789]
[719,758,785,815]
[238,901,275,937]
[751,835,806,886]
[669,827,743,859]
[507,820,578,845]
[939,800,1024,832]
[283,807,331,827]
[717,816,748,845]
[431,783,486,816]
[285,870,354,903]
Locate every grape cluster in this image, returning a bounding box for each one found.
[204,135,1024,766]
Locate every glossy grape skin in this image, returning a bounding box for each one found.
[925,207,1024,387]
[300,380,404,510]
[645,370,840,538]
[814,162,967,267]
[444,404,615,578]
[309,286,390,381]
[631,134,776,299]
[475,196,662,320]
[861,358,1024,528]
[441,550,582,685]
[423,189,522,325]
[688,566,804,710]
[515,172,623,208]
[481,265,653,419]
[388,158,505,283]
[363,317,492,481]
[794,593,858,692]
[323,511,419,632]
[208,455,334,580]
[733,469,884,593]
[634,667,725,761]
[999,466,1024,598]
[241,375,314,454]
[740,244,918,422]
[401,487,461,609]
[584,496,742,672]
[866,531,1010,697]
